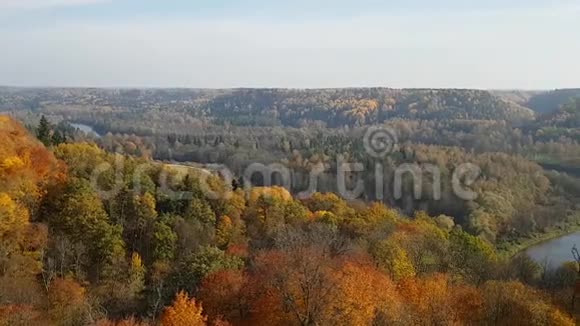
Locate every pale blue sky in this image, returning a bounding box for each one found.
[0,0,579,89]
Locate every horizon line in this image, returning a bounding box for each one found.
[2,84,577,92]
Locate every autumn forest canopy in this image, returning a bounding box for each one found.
[2,87,580,325]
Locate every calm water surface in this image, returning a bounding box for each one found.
[525,232,580,268]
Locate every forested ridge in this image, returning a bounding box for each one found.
[2,87,580,324]
[0,87,536,130]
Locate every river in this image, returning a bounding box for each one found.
[70,123,101,137]
[525,232,580,269]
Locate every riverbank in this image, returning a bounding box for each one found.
[498,223,580,258]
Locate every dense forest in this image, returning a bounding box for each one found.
[2,87,580,324]
[5,87,580,243]
[0,114,577,325]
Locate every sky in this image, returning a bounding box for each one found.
[0,0,579,89]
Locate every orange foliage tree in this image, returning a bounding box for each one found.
[398,274,483,324]
[47,278,89,325]
[481,280,575,325]
[198,269,248,324]
[333,260,403,325]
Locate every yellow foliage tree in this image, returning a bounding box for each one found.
[248,186,292,206]
[0,115,60,208]
[161,291,207,326]
[0,192,46,277]
[216,216,234,248]
[0,192,29,238]
[371,238,416,281]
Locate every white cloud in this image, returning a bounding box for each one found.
[0,0,110,10]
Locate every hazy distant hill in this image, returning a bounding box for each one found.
[526,89,580,115]
[0,87,535,128]
[206,88,535,127]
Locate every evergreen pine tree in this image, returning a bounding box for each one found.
[51,130,66,145]
[36,115,52,146]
